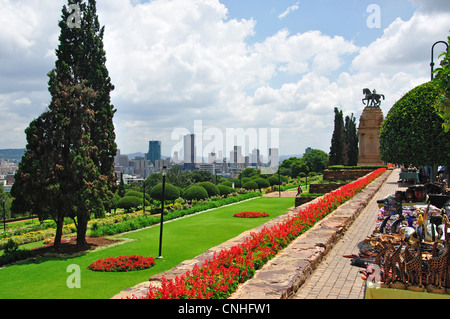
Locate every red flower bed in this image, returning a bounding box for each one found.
[88,255,155,272]
[234,212,269,218]
[143,168,386,299]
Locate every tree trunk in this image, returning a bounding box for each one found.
[76,215,89,246]
[53,218,64,252]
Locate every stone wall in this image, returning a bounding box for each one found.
[295,196,319,207]
[323,169,375,182]
[309,182,346,194]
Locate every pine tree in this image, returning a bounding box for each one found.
[329,107,347,166]
[12,0,117,249]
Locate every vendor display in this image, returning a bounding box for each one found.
[345,183,450,297]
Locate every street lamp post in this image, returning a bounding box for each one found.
[2,198,5,232]
[278,163,281,197]
[431,41,449,80]
[157,166,167,259]
[142,181,146,214]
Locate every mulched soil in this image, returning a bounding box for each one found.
[30,236,120,256]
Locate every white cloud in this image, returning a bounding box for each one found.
[278,2,300,19]
[0,0,449,157]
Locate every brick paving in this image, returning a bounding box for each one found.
[292,168,403,299]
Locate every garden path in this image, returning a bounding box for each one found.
[291,168,403,299]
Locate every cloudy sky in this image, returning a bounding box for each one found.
[0,0,449,161]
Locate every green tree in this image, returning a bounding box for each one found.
[303,149,329,173]
[242,180,258,191]
[12,0,117,248]
[240,167,259,178]
[329,107,347,166]
[118,173,125,197]
[433,36,450,132]
[280,157,309,178]
[344,114,359,166]
[380,81,450,170]
[252,177,270,192]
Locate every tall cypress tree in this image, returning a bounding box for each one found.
[329,107,347,166]
[344,113,359,166]
[12,0,117,248]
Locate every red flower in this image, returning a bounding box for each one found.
[233,212,269,218]
[88,255,155,272]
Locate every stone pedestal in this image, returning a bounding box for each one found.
[358,106,384,166]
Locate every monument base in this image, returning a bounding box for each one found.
[358,106,384,167]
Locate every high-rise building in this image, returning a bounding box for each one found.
[147,141,161,166]
[184,134,196,170]
[268,148,279,168]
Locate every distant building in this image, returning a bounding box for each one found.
[147,141,161,166]
[305,147,312,154]
[268,148,279,168]
[184,134,196,170]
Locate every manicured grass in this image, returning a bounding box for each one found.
[0,197,293,299]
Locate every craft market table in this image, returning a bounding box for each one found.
[365,282,450,299]
[399,171,420,185]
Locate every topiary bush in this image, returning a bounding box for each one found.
[380,81,450,166]
[252,177,270,191]
[183,185,209,201]
[117,196,148,212]
[218,185,233,196]
[242,180,258,190]
[125,190,150,201]
[149,183,180,202]
[197,181,219,197]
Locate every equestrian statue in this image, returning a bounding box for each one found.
[362,88,385,107]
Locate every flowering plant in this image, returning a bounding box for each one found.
[143,168,386,299]
[234,212,269,218]
[88,255,155,272]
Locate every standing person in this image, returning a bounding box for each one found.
[296,185,303,196]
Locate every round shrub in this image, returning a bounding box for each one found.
[242,180,258,190]
[197,181,219,197]
[218,185,233,196]
[184,185,209,201]
[149,183,180,202]
[267,175,281,186]
[118,196,148,212]
[252,177,270,190]
[220,181,233,188]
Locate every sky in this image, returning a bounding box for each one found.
[0,0,449,162]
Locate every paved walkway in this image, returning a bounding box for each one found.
[292,168,403,299]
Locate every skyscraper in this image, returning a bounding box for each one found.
[147,141,161,166]
[184,134,196,170]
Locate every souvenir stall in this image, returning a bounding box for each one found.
[347,183,450,298]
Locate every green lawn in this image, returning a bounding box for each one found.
[0,197,293,299]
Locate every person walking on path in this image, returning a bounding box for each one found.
[296,185,303,196]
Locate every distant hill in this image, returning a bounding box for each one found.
[0,149,26,161]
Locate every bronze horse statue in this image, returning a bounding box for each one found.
[362,88,385,107]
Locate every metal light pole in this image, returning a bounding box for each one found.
[2,198,5,232]
[278,163,281,197]
[142,181,146,214]
[157,166,167,259]
[431,41,449,80]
